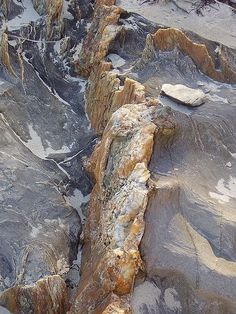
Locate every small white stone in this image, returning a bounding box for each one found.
[161,84,206,107]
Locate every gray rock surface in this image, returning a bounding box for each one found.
[1,0,236,313]
[0,0,95,311]
[107,2,236,313]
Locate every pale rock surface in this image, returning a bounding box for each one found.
[161,83,206,106]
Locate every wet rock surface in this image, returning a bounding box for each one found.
[0,0,236,313]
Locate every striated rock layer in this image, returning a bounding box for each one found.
[85,61,145,134]
[0,0,94,312]
[0,276,67,314]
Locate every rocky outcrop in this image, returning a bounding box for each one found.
[137,27,236,83]
[0,276,68,314]
[0,32,16,77]
[0,0,23,19]
[0,113,81,313]
[75,4,123,77]
[137,95,236,312]
[32,0,63,37]
[70,101,157,313]
[1,0,236,313]
[78,2,236,313]
[86,61,146,134]
[0,2,94,312]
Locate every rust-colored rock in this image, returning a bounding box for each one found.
[138,27,236,83]
[95,0,116,6]
[46,0,63,37]
[0,275,68,314]
[32,0,64,37]
[75,5,123,77]
[70,102,157,313]
[93,293,131,314]
[86,61,146,134]
[0,32,16,77]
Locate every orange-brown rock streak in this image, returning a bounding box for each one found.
[140,28,236,83]
[86,61,146,134]
[0,275,68,314]
[75,5,123,77]
[0,32,16,77]
[46,0,63,38]
[70,102,157,313]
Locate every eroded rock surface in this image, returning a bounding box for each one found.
[1,0,236,313]
[70,101,157,313]
[0,0,95,312]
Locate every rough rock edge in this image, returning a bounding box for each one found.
[0,32,16,77]
[75,4,123,78]
[70,1,159,313]
[32,0,64,38]
[136,27,236,83]
[70,102,157,314]
[0,275,68,314]
[85,61,146,134]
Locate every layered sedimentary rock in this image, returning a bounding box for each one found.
[32,0,70,38]
[137,86,236,312]
[0,114,81,313]
[72,1,236,313]
[0,32,16,77]
[0,1,94,313]
[117,0,236,48]
[0,276,68,314]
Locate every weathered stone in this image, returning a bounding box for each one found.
[0,32,16,77]
[137,27,236,83]
[0,276,68,314]
[96,0,116,6]
[161,83,206,106]
[1,0,236,313]
[70,102,157,313]
[0,115,81,313]
[86,61,146,134]
[74,5,123,77]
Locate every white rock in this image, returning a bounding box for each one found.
[161,84,206,107]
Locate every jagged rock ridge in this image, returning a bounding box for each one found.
[0,0,236,313]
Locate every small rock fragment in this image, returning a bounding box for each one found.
[161,84,206,107]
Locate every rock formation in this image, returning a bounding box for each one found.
[75,4,123,77]
[0,0,236,313]
[85,61,146,133]
[137,27,236,83]
[70,101,157,313]
[0,32,16,77]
